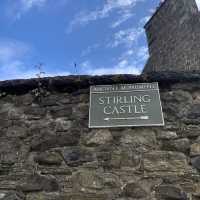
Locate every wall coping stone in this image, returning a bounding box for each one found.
[0,71,200,95]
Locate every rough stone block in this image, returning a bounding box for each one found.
[61,147,94,167]
[191,156,200,170]
[122,182,148,198]
[85,129,113,146]
[34,152,63,165]
[55,118,72,131]
[190,143,200,157]
[17,174,59,192]
[156,130,178,140]
[143,151,190,173]
[6,126,27,138]
[0,191,25,200]
[72,170,104,191]
[31,130,80,151]
[155,185,187,200]
[162,138,190,153]
[120,128,157,152]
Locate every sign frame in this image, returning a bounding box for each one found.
[89,82,164,128]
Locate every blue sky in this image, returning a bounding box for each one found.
[0,0,199,80]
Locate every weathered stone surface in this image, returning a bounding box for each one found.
[122,182,148,198]
[0,193,5,199]
[38,165,72,175]
[1,191,25,200]
[31,131,80,151]
[61,147,94,167]
[193,183,200,197]
[72,103,89,119]
[0,72,200,199]
[187,104,200,120]
[143,151,190,173]
[54,118,72,131]
[162,138,190,153]
[97,145,141,169]
[143,0,200,73]
[0,120,11,128]
[190,143,200,157]
[72,170,104,191]
[193,92,200,104]
[0,139,24,164]
[161,90,193,121]
[63,193,108,200]
[18,174,59,192]
[120,128,157,152]
[24,105,46,119]
[180,125,200,138]
[191,156,200,170]
[0,71,200,95]
[156,130,178,140]
[48,105,72,118]
[26,192,61,200]
[155,185,187,200]
[6,126,27,138]
[19,93,33,106]
[34,152,63,165]
[85,129,113,146]
[27,192,107,200]
[0,163,14,175]
[40,94,64,106]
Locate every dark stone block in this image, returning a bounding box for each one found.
[34,152,63,165]
[2,191,25,200]
[122,182,148,198]
[62,148,94,167]
[0,163,14,175]
[18,174,59,192]
[162,138,190,153]
[155,185,188,200]
[187,104,200,119]
[48,105,72,118]
[191,156,200,170]
[24,106,46,117]
[31,131,80,151]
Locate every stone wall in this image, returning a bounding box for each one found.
[143,0,200,73]
[0,72,200,200]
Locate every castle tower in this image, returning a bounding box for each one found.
[143,0,200,73]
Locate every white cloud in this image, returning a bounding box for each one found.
[67,0,144,32]
[0,38,70,80]
[109,27,144,48]
[87,66,140,75]
[18,0,47,19]
[139,15,151,25]
[44,71,71,77]
[7,0,71,20]
[81,44,100,57]
[6,0,48,20]
[111,12,134,28]
[0,61,37,80]
[20,0,47,10]
[0,39,29,64]
[79,58,142,76]
[119,45,148,63]
[0,61,71,81]
[136,46,149,61]
[196,0,200,10]
[0,39,35,80]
